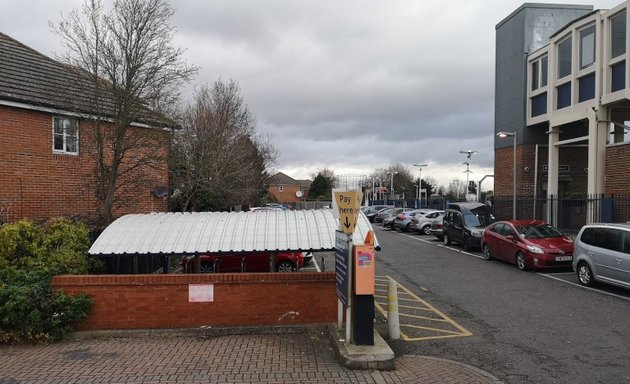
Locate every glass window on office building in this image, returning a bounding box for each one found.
[558,36,572,78]
[611,11,626,59]
[531,55,548,91]
[580,25,596,69]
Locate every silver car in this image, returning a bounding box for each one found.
[409,210,444,235]
[573,223,630,290]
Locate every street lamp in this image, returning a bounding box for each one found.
[413,164,428,203]
[386,171,398,201]
[459,150,477,198]
[497,131,517,219]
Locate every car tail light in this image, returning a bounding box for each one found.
[400,213,406,220]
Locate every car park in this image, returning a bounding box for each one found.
[362,205,394,222]
[443,202,495,251]
[181,251,305,273]
[572,223,630,290]
[409,210,444,235]
[481,220,574,270]
[393,209,430,232]
[374,207,394,224]
[382,207,413,229]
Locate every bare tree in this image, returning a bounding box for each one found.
[51,0,197,224]
[171,80,278,211]
[448,178,467,200]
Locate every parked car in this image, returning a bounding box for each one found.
[573,223,630,290]
[429,215,445,240]
[362,205,394,222]
[481,220,574,270]
[443,202,495,251]
[382,208,413,229]
[181,251,305,273]
[373,207,394,224]
[393,209,430,232]
[409,210,444,235]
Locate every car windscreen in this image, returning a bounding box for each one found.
[517,224,563,239]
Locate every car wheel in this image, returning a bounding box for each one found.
[444,233,451,245]
[422,225,431,235]
[276,260,294,272]
[577,262,594,286]
[200,262,214,273]
[516,252,527,271]
[482,244,492,260]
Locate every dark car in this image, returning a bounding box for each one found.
[443,202,495,251]
[481,220,574,270]
[181,251,305,273]
[362,205,394,222]
[374,207,395,223]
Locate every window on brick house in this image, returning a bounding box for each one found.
[53,116,79,154]
[278,186,284,192]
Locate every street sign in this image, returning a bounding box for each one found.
[334,191,362,235]
[335,230,351,306]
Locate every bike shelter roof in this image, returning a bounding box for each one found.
[89,209,378,256]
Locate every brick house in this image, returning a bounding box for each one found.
[0,32,170,223]
[268,172,311,204]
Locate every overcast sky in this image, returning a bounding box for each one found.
[1,0,622,189]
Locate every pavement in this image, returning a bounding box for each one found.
[0,325,504,384]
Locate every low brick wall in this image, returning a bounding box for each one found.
[52,272,337,331]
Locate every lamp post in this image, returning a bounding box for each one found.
[459,150,477,199]
[413,163,428,204]
[386,171,398,201]
[497,131,517,219]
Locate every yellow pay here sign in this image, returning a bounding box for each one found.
[334,191,363,235]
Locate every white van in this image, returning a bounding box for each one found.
[573,223,630,290]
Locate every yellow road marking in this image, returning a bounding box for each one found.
[374,275,472,341]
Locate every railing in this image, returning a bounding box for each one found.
[488,194,630,236]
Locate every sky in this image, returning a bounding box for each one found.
[0,0,623,190]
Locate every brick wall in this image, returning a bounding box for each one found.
[269,183,307,203]
[605,142,630,194]
[0,105,168,223]
[52,272,337,330]
[494,144,588,197]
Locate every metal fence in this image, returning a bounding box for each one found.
[489,194,630,236]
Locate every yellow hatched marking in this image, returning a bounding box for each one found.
[374,275,472,342]
[399,313,449,322]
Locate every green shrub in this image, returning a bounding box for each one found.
[0,266,91,343]
[0,218,96,343]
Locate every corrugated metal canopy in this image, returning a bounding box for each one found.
[89,209,379,256]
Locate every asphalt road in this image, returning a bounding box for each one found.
[369,226,630,384]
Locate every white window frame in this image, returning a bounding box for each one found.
[52,116,79,155]
[278,185,284,192]
[557,35,573,80]
[531,54,548,91]
[579,24,596,70]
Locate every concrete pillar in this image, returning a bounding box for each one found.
[547,125,560,226]
[587,107,608,223]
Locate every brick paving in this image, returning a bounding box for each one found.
[0,331,502,384]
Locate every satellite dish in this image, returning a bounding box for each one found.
[153,186,169,198]
[296,190,304,198]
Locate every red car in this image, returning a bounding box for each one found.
[181,251,305,273]
[481,220,574,270]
